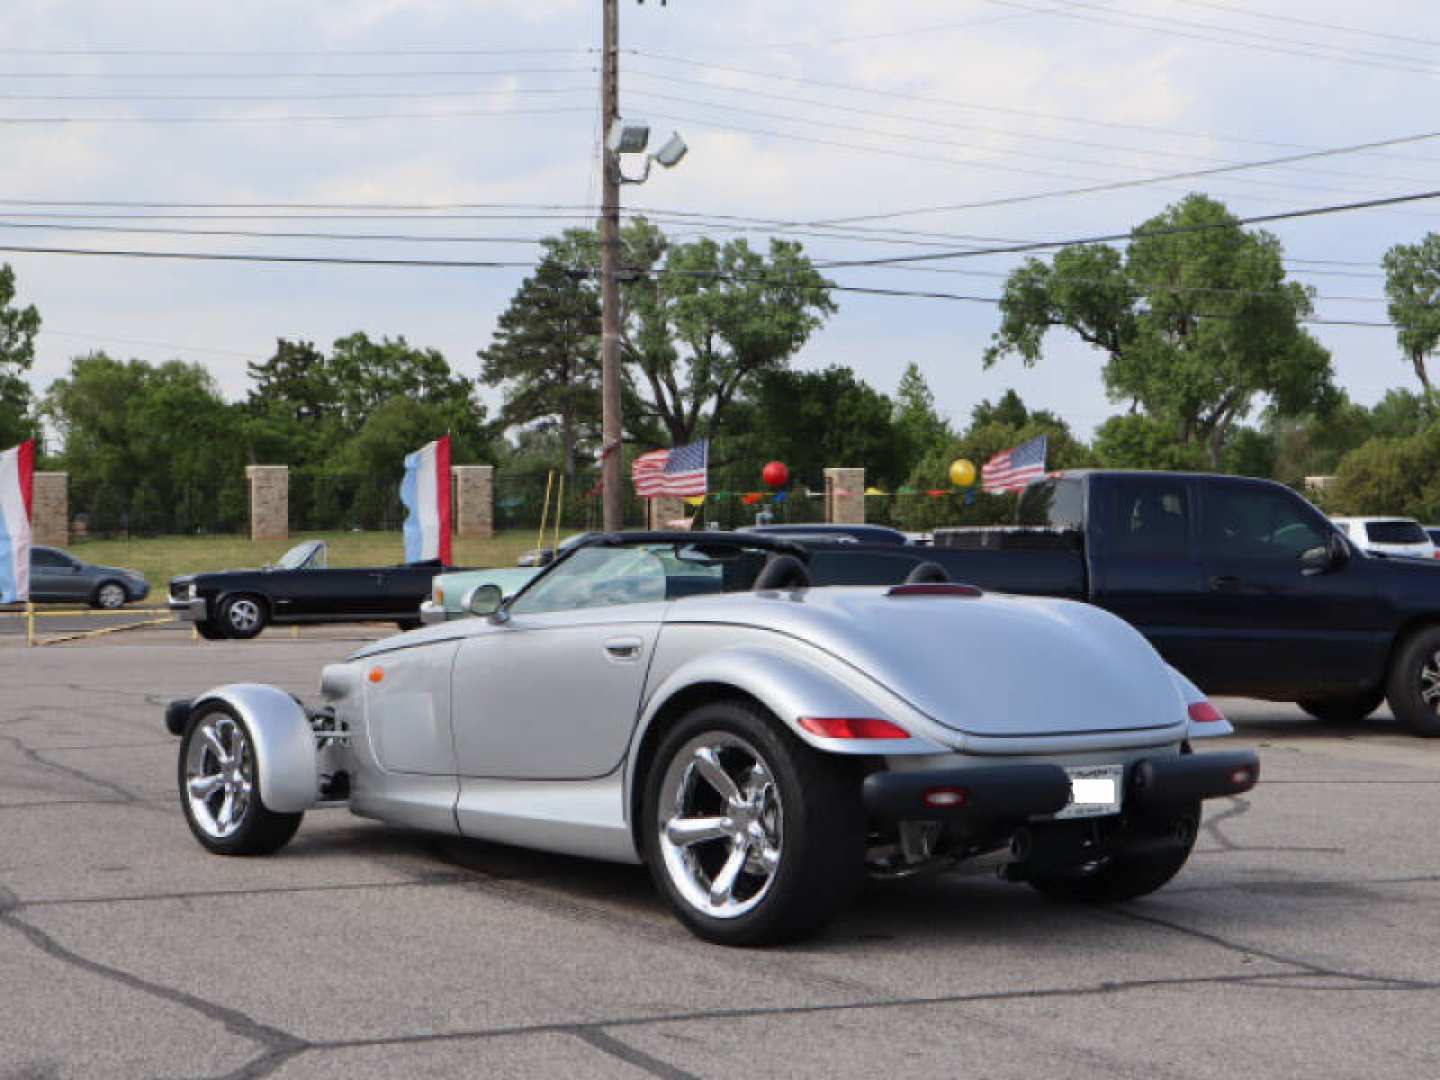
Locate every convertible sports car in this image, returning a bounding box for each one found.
[163,532,1258,946]
[170,540,457,640]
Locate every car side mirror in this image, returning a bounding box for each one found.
[1302,533,1349,576]
[464,583,508,623]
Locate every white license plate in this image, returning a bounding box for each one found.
[1053,764,1124,820]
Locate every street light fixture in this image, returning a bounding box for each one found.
[605,119,688,185]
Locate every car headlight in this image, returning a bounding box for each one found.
[188,583,197,599]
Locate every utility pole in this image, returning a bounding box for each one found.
[599,0,623,533]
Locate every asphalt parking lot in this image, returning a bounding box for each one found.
[3,635,1439,1080]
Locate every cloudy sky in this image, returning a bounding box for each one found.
[2,0,1436,441]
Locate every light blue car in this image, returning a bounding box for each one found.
[418,566,541,624]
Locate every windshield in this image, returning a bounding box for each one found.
[276,541,325,570]
[511,542,770,615]
[1365,521,1428,545]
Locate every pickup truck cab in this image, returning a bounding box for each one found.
[802,471,1440,736]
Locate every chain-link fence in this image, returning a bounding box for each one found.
[70,479,247,539]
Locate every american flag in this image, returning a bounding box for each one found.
[631,439,709,498]
[982,435,1048,494]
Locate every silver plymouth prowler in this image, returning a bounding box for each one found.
[165,532,1258,946]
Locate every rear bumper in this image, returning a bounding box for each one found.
[862,749,1259,824]
[169,597,207,622]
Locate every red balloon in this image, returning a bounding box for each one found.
[762,460,789,489]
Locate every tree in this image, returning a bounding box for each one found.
[720,365,908,491]
[0,263,41,447]
[480,231,601,482]
[893,362,952,472]
[1382,234,1440,403]
[246,339,334,425]
[1328,425,1440,520]
[622,226,836,446]
[44,353,244,533]
[985,194,1334,466]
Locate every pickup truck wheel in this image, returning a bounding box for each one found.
[218,595,267,640]
[641,700,865,946]
[1298,690,1384,724]
[178,705,302,856]
[1026,804,1200,904]
[1385,627,1440,737]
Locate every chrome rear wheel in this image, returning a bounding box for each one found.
[657,733,784,920]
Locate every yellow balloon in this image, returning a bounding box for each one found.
[949,458,977,487]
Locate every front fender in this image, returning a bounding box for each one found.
[192,684,317,813]
[633,646,949,761]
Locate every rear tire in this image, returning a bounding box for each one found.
[1298,689,1384,724]
[1027,804,1200,903]
[1385,626,1440,737]
[178,705,302,856]
[641,699,865,946]
[218,595,267,640]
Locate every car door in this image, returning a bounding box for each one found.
[1192,479,1389,696]
[450,545,672,780]
[29,548,85,601]
[1086,475,1214,682]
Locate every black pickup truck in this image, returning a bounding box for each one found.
[804,470,1440,736]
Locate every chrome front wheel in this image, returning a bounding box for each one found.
[94,582,127,609]
[658,734,784,920]
[184,711,254,840]
[177,706,303,855]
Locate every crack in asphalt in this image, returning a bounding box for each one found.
[11,874,474,910]
[0,733,146,806]
[0,883,309,1080]
[1105,907,1440,990]
[572,1027,700,1080]
[1201,796,1248,851]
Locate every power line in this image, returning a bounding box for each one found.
[0,220,553,244]
[984,0,1440,76]
[629,49,1435,159]
[0,86,597,103]
[628,70,1440,183]
[629,92,1440,207]
[0,47,594,57]
[0,242,542,268]
[0,105,594,125]
[1159,0,1440,49]
[43,330,262,359]
[814,187,1440,269]
[0,65,595,80]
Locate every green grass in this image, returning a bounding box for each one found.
[67,530,542,594]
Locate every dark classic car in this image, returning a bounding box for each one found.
[169,540,457,640]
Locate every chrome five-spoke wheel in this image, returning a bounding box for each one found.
[226,599,262,634]
[1420,652,1440,715]
[184,711,255,840]
[658,733,784,920]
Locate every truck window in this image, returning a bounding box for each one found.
[1203,484,1329,559]
[1016,479,1083,530]
[1104,478,1192,558]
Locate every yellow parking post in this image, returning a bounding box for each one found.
[26,601,35,647]
[553,470,564,551]
[536,469,554,554]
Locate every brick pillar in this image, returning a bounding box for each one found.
[452,465,494,538]
[32,472,68,547]
[824,468,865,525]
[646,497,692,530]
[246,466,289,542]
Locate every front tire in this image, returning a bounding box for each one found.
[92,580,128,610]
[641,700,865,947]
[193,620,225,641]
[1027,804,1200,904]
[1386,626,1440,737]
[178,705,302,855]
[218,595,267,640]
[1298,689,1384,724]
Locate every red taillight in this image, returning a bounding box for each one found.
[1432,551,1440,560]
[797,716,911,740]
[1188,701,1225,724]
[922,786,968,809]
[885,583,982,598]
[1229,765,1256,789]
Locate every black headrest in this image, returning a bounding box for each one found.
[903,561,951,584]
[754,554,812,591]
